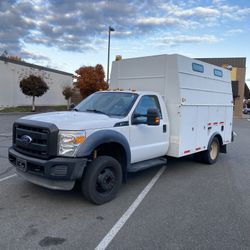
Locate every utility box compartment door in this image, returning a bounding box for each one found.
[196,106,209,151]
[179,106,197,155]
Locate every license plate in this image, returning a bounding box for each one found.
[16,158,27,172]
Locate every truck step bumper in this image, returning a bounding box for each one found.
[16,169,75,190]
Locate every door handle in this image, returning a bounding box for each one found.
[163,124,167,133]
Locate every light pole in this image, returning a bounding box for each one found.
[107,26,115,83]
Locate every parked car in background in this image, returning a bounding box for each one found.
[243,107,250,114]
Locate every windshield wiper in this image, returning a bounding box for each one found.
[86,109,109,116]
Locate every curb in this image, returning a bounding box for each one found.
[0,112,37,115]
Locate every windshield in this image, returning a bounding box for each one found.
[75,92,138,117]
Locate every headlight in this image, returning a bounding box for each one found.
[58,130,86,157]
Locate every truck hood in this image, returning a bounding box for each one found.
[20,111,123,130]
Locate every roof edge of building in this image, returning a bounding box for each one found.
[0,56,73,77]
[196,57,246,68]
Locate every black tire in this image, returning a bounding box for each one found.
[82,156,122,205]
[202,137,220,164]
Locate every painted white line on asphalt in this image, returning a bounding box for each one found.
[0,133,12,137]
[95,166,166,250]
[0,174,17,183]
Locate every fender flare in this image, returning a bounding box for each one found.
[76,130,131,168]
[207,132,223,148]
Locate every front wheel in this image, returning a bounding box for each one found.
[82,156,122,205]
[202,137,220,164]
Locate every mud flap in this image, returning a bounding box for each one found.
[220,144,227,154]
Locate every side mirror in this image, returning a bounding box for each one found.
[147,108,160,126]
[132,113,147,125]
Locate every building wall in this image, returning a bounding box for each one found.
[233,67,246,117]
[0,60,73,107]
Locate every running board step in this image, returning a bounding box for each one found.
[128,157,167,173]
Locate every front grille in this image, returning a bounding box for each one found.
[13,120,58,159]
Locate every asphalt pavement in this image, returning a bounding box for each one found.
[0,114,250,250]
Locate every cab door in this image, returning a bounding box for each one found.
[129,95,168,163]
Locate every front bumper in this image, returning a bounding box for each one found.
[8,147,88,190]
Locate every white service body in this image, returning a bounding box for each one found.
[110,54,233,158]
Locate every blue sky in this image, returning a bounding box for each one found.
[1,0,250,86]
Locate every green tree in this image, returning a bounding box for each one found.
[20,75,49,111]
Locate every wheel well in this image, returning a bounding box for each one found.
[91,142,127,182]
[214,134,227,153]
[214,134,223,147]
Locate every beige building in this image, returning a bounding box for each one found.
[197,57,247,118]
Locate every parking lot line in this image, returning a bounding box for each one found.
[0,174,17,183]
[0,133,12,137]
[95,166,166,250]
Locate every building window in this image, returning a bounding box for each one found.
[192,63,204,73]
[214,69,223,77]
[231,81,239,98]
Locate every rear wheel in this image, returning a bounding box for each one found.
[82,156,122,205]
[202,137,220,164]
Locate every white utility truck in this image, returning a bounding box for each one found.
[9,54,233,204]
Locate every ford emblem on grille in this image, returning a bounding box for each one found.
[20,135,33,144]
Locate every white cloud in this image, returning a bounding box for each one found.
[215,4,250,20]
[161,34,221,46]
[212,0,226,4]
[237,8,250,15]
[192,7,220,17]
[161,4,220,18]
[225,29,244,36]
[135,16,198,29]
[137,17,181,25]
[113,31,133,37]
[161,1,250,24]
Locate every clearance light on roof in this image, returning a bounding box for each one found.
[106,88,137,92]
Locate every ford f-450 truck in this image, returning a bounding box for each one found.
[8,54,233,204]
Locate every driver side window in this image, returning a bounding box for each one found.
[133,95,162,123]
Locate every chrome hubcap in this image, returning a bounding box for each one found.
[210,141,218,160]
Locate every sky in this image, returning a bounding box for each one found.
[0,0,250,86]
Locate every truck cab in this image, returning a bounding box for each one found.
[9,90,169,204]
